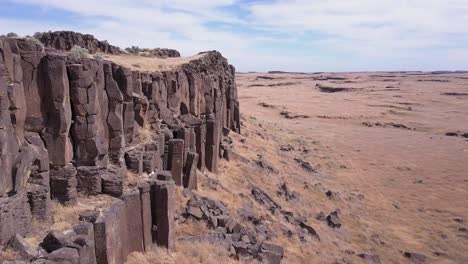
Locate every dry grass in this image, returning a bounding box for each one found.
[24,195,118,247]
[175,219,211,237]
[125,243,257,264]
[0,248,18,261]
[125,171,150,189]
[101,53,205,72]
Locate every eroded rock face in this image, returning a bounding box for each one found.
[36,31,121,54]
[0,33,240,262]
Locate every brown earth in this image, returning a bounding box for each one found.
[131,71,468,263]
[230,71,468,263]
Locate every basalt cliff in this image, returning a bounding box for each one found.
[0,31,282,264]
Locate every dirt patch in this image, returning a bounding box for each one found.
[101,53,205,71]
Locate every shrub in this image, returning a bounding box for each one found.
[25,37,45,53]
[93,54,103,61]
[125,46,142,54]
[69,45,90,60]
[6,32,18,38]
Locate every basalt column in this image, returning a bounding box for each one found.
[168,139,184,186]
[151,179,175,251]
[113,65,134,145]
[41,54,73,166]
[104,62,124,164]
[205,113,220,173]
[67,59,109,167]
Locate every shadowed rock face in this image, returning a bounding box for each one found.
[0,32,240,263]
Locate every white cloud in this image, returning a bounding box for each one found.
[2,0,468,71]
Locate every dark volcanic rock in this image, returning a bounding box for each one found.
[327,211,342,228]
[36,31,121,54]
[0,34,241,261]
[403,252,427,263]
[357,253,381,264]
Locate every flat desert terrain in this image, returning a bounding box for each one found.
[231,71,468,263]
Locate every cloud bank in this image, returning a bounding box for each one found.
[1,0,468,72]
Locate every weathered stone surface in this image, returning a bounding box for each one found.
[138,183,152,251]
[133,93,148,127]
[125,147,144,174]
[50,165,77,205]
[93,200,125,264]
[403,251,427,263]
[113,65,134,144]
[183,151,198,190]
[26,183,50,220]
[0,78,18,196]
[151,180,175,250]
[36,31,121,54]
[41,54,73,166]
[14,38,46,133]
[73,222,97,264]
[101,165,124,198]
[46,247,80,264]
[121,191,144,256]
[40,231,74,253]
[326,211,341,228]
[12,144,35,193]
[168,139,184,186]
[194,119,206,171]
[104,62,124,164]
[67,59,108,167]
[175,127,191,161]
[0,193,32,245]
[142,143,158,174]
[205,114,219,173]
[156,171,173,181]
[76,166,103,195]
[8,234,37,261]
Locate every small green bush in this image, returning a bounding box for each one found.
[69,45,90,60]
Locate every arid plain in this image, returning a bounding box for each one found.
[232,71,468,263]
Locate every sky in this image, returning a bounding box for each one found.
[1,0,468,72]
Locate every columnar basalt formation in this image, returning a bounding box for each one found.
[0,31,240,263]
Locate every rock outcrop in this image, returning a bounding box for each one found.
[126,47,181,58]
[35,31,121,54]
[0,31,240,264]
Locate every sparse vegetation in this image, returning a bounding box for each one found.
[125,46,142,54]
[93,53,103,61]
[26,36,45,52]
[69,45,90,60]
[126,242,249,264]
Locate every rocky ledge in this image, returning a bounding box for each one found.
[0,31,256,264]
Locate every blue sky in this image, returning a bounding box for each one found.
[1,0,468,72]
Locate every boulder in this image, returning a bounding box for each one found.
[8,234,37,261]
[0,193,32,245]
